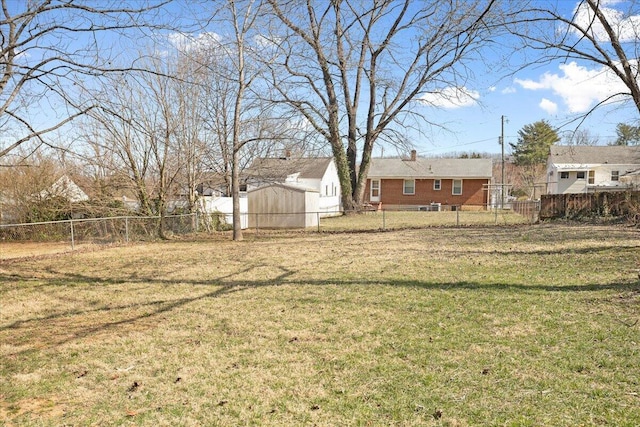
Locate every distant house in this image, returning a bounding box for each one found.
[0,175,90,223]
[246,156,341,217]
[42,175,89,203]
[363,151,493,210]
[546,145,640,194]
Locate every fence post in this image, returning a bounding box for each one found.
[70,219,75,250]
[382,209,386,230]
[317,212,320,232]
[457,207,460,227]
[125,216,129,243]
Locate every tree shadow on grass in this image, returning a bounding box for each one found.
[0,263,638,356]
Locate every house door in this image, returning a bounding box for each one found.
[370,179,380,202]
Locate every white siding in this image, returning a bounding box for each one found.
[548,162,638,194]
[199,196,248,229]
[248,185,319,228]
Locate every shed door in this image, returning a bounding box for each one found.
[370,179,380,202]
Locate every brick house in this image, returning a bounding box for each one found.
[364,151,492,210]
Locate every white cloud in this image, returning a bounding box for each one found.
[539,98,558,115]
[421,86,480,109]
[167,32,222,53]
[488,86,497,92]
[572,1,640,42]
[501,86,517,94]
[514,61,632,113]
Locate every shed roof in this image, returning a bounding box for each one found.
[247,182,319,193]
[549,145,640,165]
[366,158,493,179]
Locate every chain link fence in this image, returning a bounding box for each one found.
[0,204,538,256]
[0,214,198,249]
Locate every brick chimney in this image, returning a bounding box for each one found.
[410,150,417,161]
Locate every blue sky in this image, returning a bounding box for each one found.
[4,0,638,161]
[412,0,640,157]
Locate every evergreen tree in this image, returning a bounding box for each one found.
[612,123,640,146]
[510,120,559,166]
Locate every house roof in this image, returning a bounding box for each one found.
[366,158,493,179]
[246,157,334,181]
[549,145,640,165]
[44,175,90,203]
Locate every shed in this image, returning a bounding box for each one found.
[248,183,319,229]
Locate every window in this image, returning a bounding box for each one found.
[560,171,569,179]
[403,179,415,195]
[325,185,329,196]
[452,179,462,195]
[611,171,619,181]
[577,171,585,179]
[588,170,595,184]
[371,180,380,197]
[433,179,441,190]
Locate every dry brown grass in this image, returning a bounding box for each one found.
[1,224,639,426]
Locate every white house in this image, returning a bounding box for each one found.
[246,156,342,217]
[546,145,640,194]
[42,175,89,203]
[198,195,249,229]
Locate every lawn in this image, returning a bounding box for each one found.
[1,224,639,426]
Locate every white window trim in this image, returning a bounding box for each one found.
[433,179,441,191]
[403,179,415,195]
[371,179,380,197]
[452,179,463,195]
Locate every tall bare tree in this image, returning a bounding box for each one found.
[0,0,170,160]
[82,56,184,239]
[84,77,154,216]
[188,0,289,240]
[265,0,504,210]
[508,0,640,117]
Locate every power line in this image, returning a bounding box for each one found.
[419,137,499,153]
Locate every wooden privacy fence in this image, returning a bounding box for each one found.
[540,191,640,220]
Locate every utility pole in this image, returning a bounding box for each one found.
[501,115,506,209]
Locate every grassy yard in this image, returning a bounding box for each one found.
[320,209,532,231]
[1,224,639,426]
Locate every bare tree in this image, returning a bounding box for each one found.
[265,0,504,211]
[172,61,209,215]
[508,0,640,117]
[85,74,156,217]
[0,150,65,223]
[0,0,169,160]
[564,128,600,146]
[188,0,290,241]
[82,56,185,240]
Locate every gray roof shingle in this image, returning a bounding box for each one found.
[247,157,334,180]
[366,158,493,179]
[549,145,640,165]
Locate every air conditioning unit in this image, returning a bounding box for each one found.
[430,202,441,212]
[418,206,429,211]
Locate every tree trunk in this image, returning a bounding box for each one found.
[232,149,243,241]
